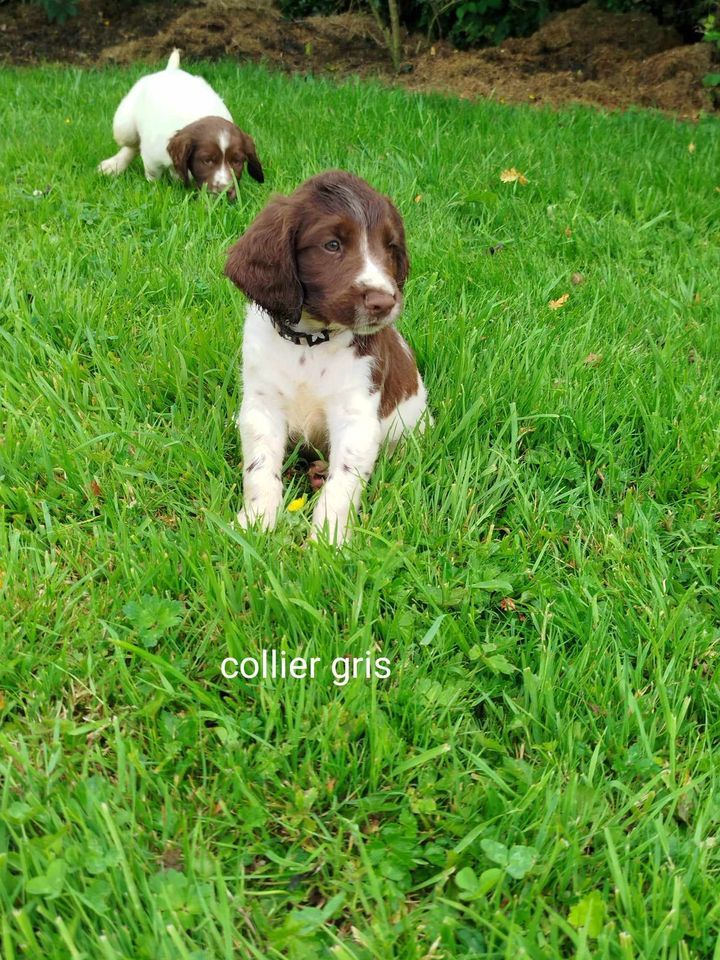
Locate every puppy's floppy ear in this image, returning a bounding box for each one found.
[167,129,194,185]
[225,195,302,324]
[388,200,410,289]
[241,132,264,184]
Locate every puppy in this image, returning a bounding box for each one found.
[98,50,264,199]
[225,170,428,545]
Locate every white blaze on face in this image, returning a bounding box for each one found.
[211,129,233,191]
[355,231,395,296]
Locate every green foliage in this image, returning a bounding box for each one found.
[702,13,720,91]
[35,0,77,24]
[568,890,607,938]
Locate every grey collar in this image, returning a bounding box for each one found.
[270,315,332,347]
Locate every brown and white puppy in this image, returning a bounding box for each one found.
[98,50,264,199]
[225,170,428,545]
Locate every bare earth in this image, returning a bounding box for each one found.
[0,0,715,116]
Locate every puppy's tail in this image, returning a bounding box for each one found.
[166,48,181,70]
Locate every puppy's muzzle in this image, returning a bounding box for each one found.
[363,290,397,319]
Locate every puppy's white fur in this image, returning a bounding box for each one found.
[98,49,233,182]
[237,304,427,546]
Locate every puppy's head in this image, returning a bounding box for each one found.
[167,117,264,200]
[225,170,409,332]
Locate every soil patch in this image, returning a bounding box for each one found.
[0,0,715,115]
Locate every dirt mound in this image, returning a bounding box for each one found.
[0,0,183,65]
[98,1,387,75]
[0,0,715,116]
[409,5,714,114]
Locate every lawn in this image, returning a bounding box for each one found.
[1,60,719,959]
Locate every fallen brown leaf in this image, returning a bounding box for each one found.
[549,293,570,310]
[90,479,102,498]
[564,226,572,238]
[571,272,585,286]
[500,167,528,185]
[414,194,423,203]
[499,597,516,611]
[584,353,602,366]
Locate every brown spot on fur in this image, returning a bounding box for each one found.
[354,327,419,419]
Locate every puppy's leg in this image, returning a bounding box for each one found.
[98,87,140,175]
[98,145,137,176]
[311,404,381,546]
[237,399,287,532]
[143,166,163,182]
[380,376,429,452]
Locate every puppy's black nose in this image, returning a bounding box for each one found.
[363,290,395,316]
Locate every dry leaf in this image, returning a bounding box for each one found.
[688,142,696,154]
[564,226,572,238]
[90,479,102,497]
[414,194,423,203]
[571,272,585,285]
[549,293,570,310]
[500,597,516,611]
[500,167,528,185]
[584,353,602,366]
[287,495,307,513]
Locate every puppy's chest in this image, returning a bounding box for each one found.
[247,340,377,446]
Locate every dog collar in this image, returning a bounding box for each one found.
[270,316,331,347]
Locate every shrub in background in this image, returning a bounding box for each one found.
[701,8,720,96]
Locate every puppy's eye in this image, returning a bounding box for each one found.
[324,240,341,252]
[201,158,213,166]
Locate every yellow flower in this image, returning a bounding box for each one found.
[287,496,307,513]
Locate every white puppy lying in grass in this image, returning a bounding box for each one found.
[98,50,264,199]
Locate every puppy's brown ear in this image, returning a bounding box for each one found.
[241,133,264,184]
[167,130,193,185]
[225,196,301,324]
[388,201,410,289]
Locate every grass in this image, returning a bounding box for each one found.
[0,59,719,959]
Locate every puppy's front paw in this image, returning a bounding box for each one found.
[98,157,122,175]
[237,496,280,532]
